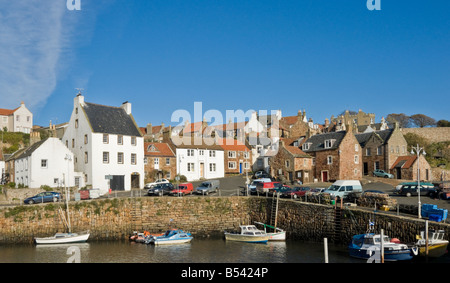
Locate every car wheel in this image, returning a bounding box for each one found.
[293,195,298,199]
[406,192,411,197]
[384,175,388,178]
[53,197,58,202]
[27,200,34,204]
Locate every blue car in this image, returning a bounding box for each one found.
[24,192,62,204]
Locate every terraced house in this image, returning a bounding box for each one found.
[62,94,144,194]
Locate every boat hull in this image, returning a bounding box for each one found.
[418,243,448,258]
[348,247,415,261]
[268,231,286,241]
[35,233,90,245]
[224,233,269,243]
[152,238,193,245]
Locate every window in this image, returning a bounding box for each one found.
[210,163,216,172]
[154,158,159,166]
[187,149,194,156]
[377,146,382,155]
[131,153,136,165]
[228,151,236,158]
[374,161,380,170]
[131,137,136,146]
[85,152,88,164]
[244,151,249,159]
[355,144,359,152]
[41,159,48,168]
[166,158,170,165]
[187,163,195,172]
[324,139,335,149]
[72,139,75,148]
[366,148,371,156]
[209,150,216,157]
[84,134,88,144]
[103,152,109,164]
[118,152,124,164]
[285,160,290,168]
[228,162,236,169]
[354,155,359,164]
[103,134,109,144]
[75,119,78,128]
[244,162,250,169]
[16,115,20,122]
[199,150,204,156]
[302,143,311,151]
[118,135,123,145]
[327,156,333,165]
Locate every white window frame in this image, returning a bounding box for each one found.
[327,156,333,165]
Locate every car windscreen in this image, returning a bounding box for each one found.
[327,185,340,191]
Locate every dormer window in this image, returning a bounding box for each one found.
[324,139,335,149]
[302,142,312,151]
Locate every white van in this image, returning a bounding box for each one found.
[323,180,362,200]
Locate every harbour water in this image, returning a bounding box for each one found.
[1,238,448,263]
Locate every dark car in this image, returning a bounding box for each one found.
[282,186,311,199]
[24,192,62,204]
[147,183,175,196]
[252,170,271,179]
[398,183,434,197]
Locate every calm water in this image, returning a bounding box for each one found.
[0,239,448,263]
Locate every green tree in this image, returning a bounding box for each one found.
[437,120,450,127]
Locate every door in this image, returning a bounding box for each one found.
[363,162,368,175]
[131,173,140,189]
[321,171,328,182]
[111,175,125,191]
[200,163,205,178]
[239,162,243,174]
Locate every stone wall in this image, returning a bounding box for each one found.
[401,127,450,143]
[0,196,449,245]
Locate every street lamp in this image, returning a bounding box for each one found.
[411,144,426,219]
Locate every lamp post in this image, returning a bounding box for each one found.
[411,144,426,219]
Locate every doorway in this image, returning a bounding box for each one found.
[131,173,140,189]
[321,171,329,182]
[111,175,125,191]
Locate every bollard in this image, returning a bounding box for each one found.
[324,238,329,263]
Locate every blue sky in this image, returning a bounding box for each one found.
[1,0,449,128]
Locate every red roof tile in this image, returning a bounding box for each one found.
[144,142,175,157]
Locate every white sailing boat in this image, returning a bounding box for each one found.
[35,169,90,245]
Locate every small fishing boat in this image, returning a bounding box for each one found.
[224,225,270,243]
[146,229,193,245]
[348,233,418,261]
[415,230,449,258]
[35,231,90,245]
[254,222,286,241]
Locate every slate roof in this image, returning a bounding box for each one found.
[302,131,347,152]
[355,129,394,147]
[82,102,142,137]
[15,139,47,159]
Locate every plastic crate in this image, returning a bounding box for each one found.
[429,214,442,222]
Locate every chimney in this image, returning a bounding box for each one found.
[146,123,152,135]
[121,101,132,115]
[75,93,85,107]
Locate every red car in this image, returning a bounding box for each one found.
[170,183,194,195]
[256,182,282,194]
[282,186,311,199]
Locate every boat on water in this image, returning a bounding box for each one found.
[254,222,285,241]
[415,230,449,258]
[146,229,193,245]
[224,225,270,243]
[35,231,90,245]
[348,233,418,261]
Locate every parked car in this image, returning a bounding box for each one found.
[372,169,394,179]
[195,180,220,195]
[24,192,62,204]
[398,183,435,197]
[256,182,281,194]
[282,186,311,198]
[144,178,170,189]
[248,178,272,194]
[269,185,292,195]
[147,183,175,196]
[307,188,326,195]
[323,180,363,200]
[170,183,194,196]
[252,170,271,179]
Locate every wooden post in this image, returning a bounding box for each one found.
[380,229,384,263]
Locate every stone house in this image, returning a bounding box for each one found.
[217,138,251,175]
[144,142,176,182]
[280,110,321,139]
[390,155,432,181]
[302,126,362,182]
[355,124,408,176]
[62,94,144,194]
[271,138,312,184]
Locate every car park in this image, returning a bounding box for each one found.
[147,183,175,196]
[144,178,170,189]
[24,192,62,204]
[373,169,394,179]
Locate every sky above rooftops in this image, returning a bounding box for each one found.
[1,0,449,128]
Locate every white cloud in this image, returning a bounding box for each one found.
[0,1,69,109]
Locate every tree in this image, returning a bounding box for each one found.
[437,120,450,127]
[409,114,436,128]
[386,113,410,128]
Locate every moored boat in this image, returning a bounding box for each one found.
[146,229,193,245]
[254,222,286,241]
[415,230,449,258]
[348,233,418,261]
[224,225,270,243]
[35,230,90,245]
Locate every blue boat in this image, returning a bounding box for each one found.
[146,229,193,245]
[349,233,418,261]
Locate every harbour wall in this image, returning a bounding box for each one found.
[0,196,449,244]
